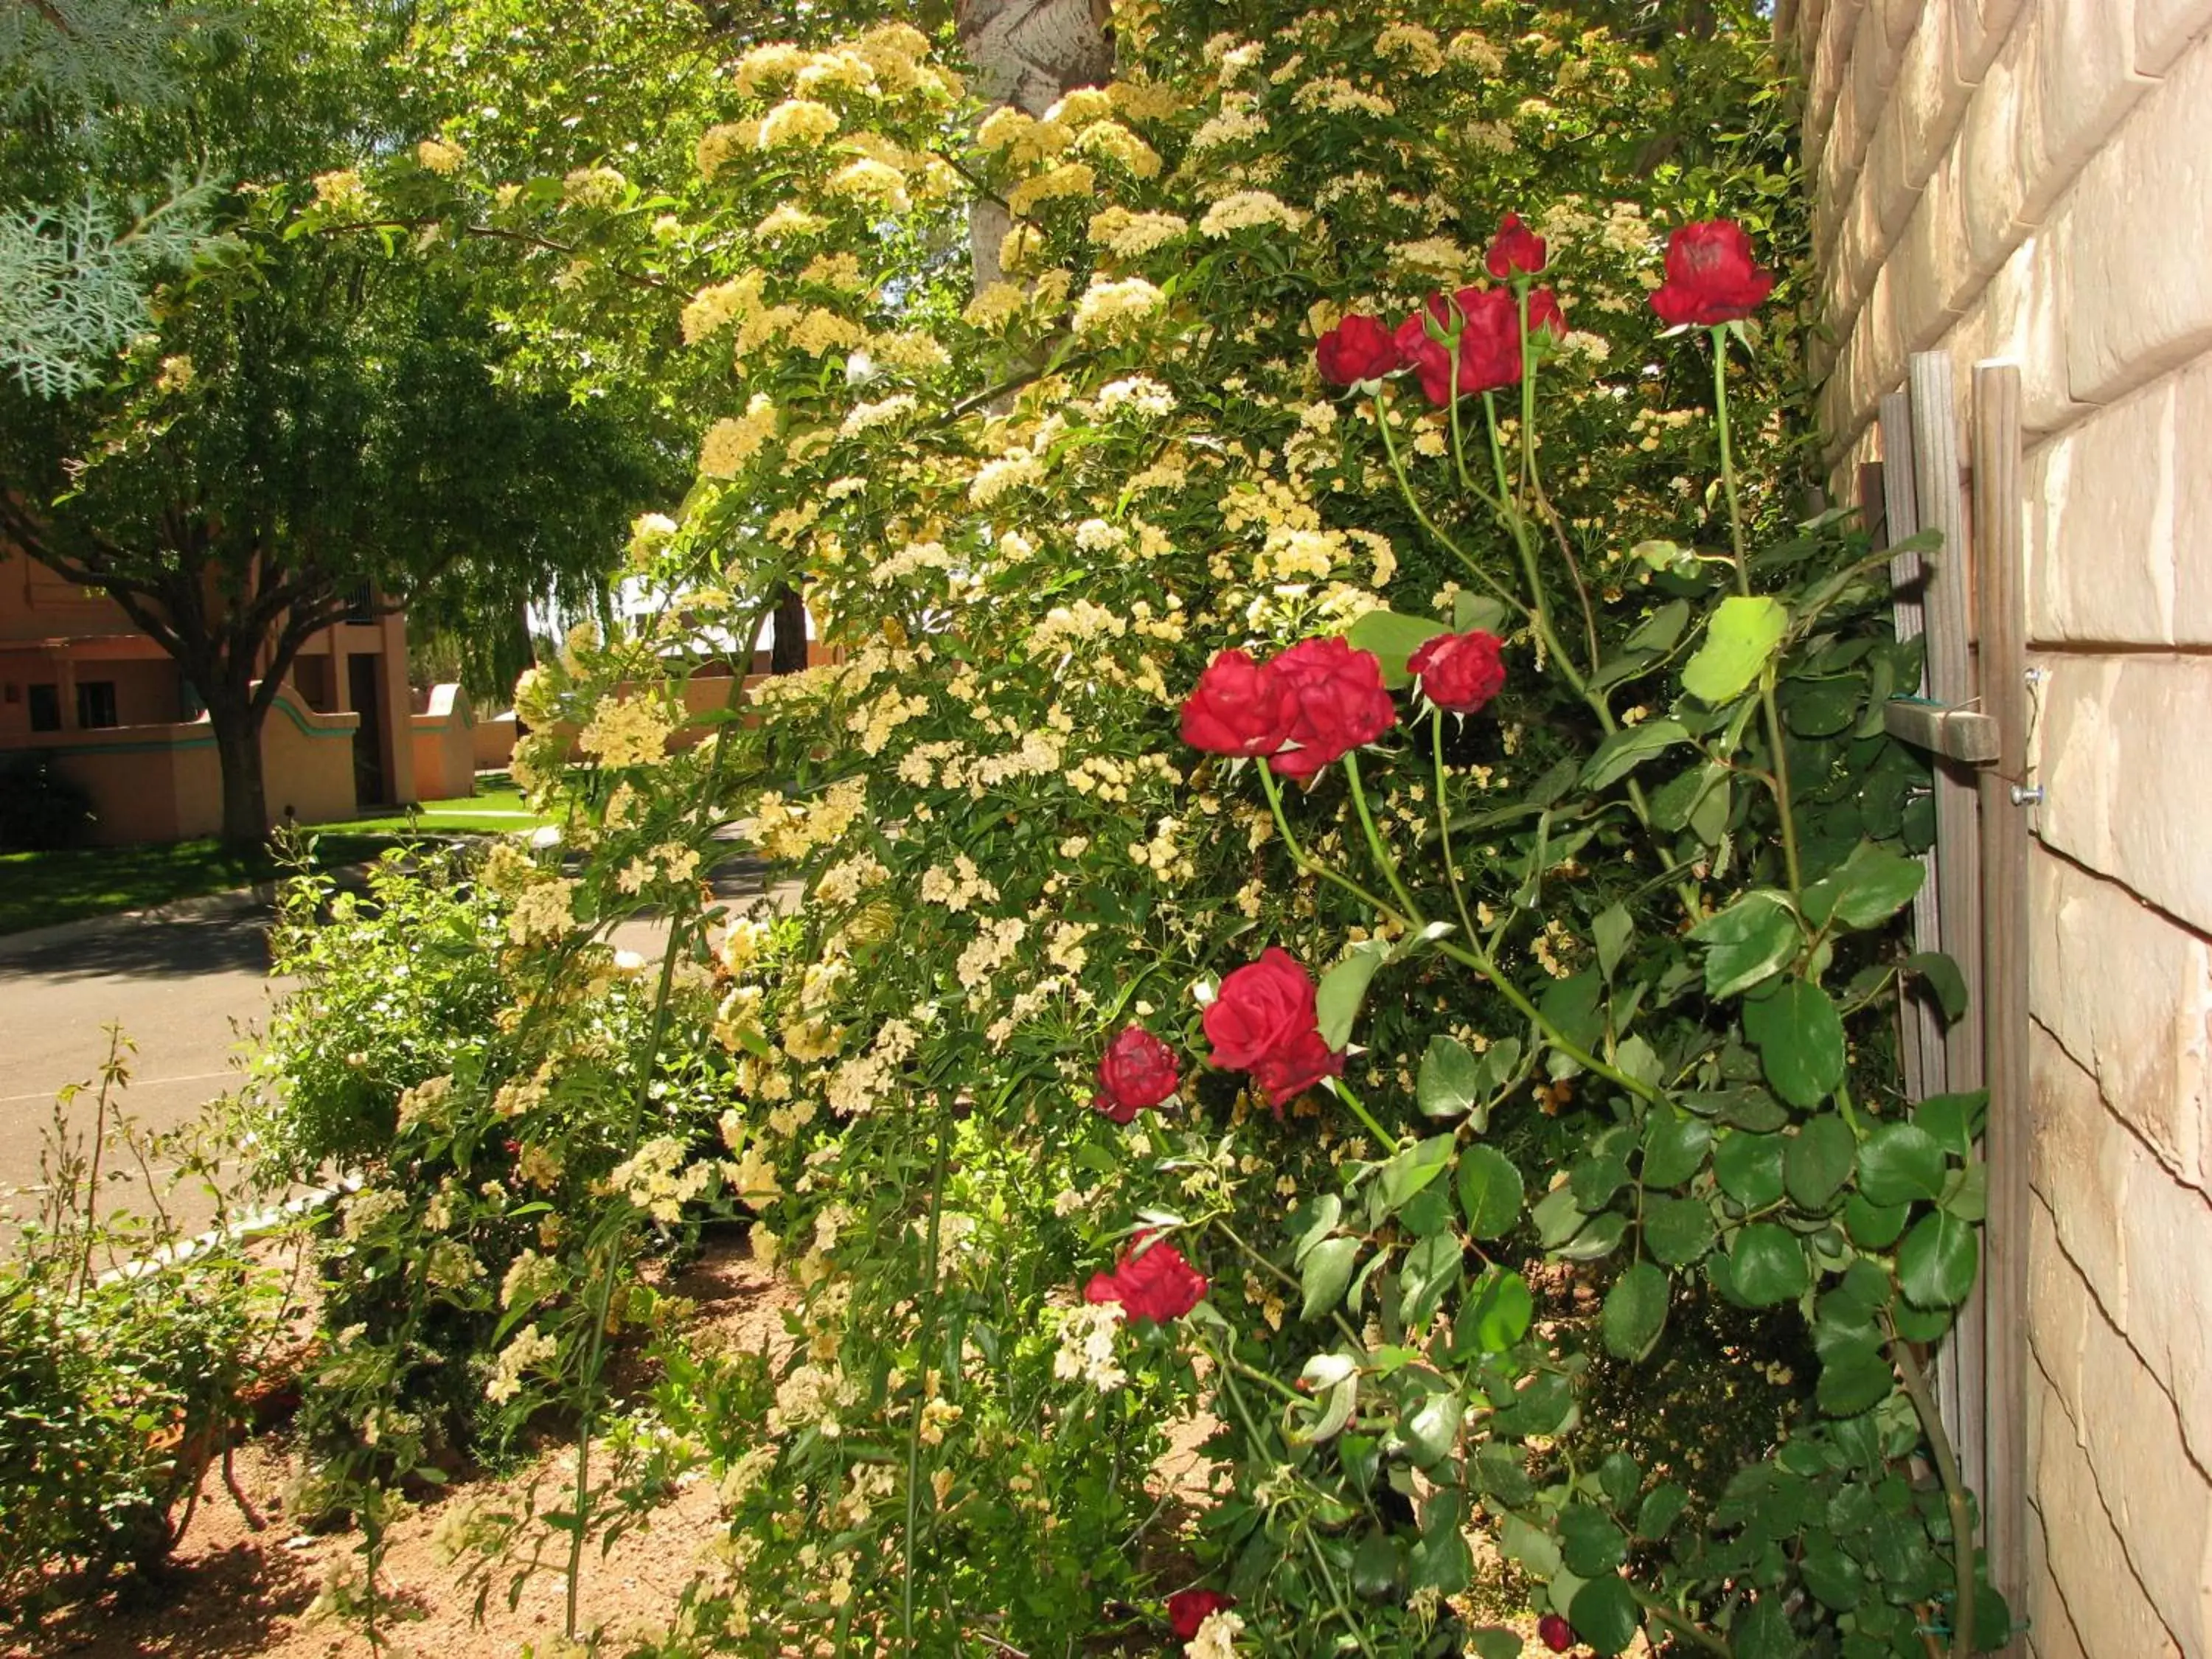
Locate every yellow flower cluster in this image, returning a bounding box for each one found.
[826,158,909,212]
[415,137,465,175]
[1447,29,1506,74]
[1096,375,1175,418]
[700,394,778,478]
[754,202,825,240]
[1187,100,1267,154]
[838,392,917,437]
[1087,206,1189,260]
[1004,161,1094,218]
[1071,275,1164,341]
[1290,77,1396,116]
[681,270,765,344]
[562,165,626,207]
[918,854,998,913]
[610,1134,715,1223]
[1198,189,1309,239]
[507,878,577,945]
[955,916,1027,995]
[1374,22,1445,74]
[750,776,865,863]
[311,169,368,212]
[1071,119,1161,179]
[578,696,674,769]
[759,98,840,149]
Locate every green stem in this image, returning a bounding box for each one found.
[1430,712,1483,948]
[1324,1076,1400,1152]
[1372,392,1520,610]
[1887,1323,1978,1658]
[1627,1582,1737,1658]
[1711,327,1804,894]
[1341,751,1421,922]
[1484,394,1585,698]
[902,1093,953,1652]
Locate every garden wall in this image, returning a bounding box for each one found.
[1791,1,2212,1653]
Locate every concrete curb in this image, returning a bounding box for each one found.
[0,880,281,961]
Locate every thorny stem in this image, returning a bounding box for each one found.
[1324,1076,1401,1155]
[1887,1321,1979,1658]
[1371,392,1520,611]
[1341,751,1420,922]
[1711,327,1804,894]
[1430,712,1483,949]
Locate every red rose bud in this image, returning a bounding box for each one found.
[1092,1024,1180,1124]
[1167,1588,1237,1640]
[1407,629,1506,714]
[1315,313,1402,386]
[1539,1613,1578,1652]
[1203,946,1345,1108]
[1180,648,1294,759]
[1649,219,1776,327]
[1527,285,1568,339]
[1486,211,1548,277]
[1082,1234,1208,1324]
[1267,634,1398,779]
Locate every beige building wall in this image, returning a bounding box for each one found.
[1792,1,2212,1654]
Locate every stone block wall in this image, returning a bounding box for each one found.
[1792,1,2212,1652]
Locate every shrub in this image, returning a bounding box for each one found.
[0,752,95,851]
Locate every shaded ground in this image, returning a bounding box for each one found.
[5,1242,798,1659]
[0,836,393,939]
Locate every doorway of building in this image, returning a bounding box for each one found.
[348,654,386,806]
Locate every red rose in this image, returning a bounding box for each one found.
[1394,287,1526,404]
[1649,220,1775,327]
[1167,1588,1236,1640]
[1083,1234,1208,1324]
[1180,649,1294,759]
[1407,629,1506,714]
[1204,946,1345,1107]
[1486,212,1548,277]
[1538,1613,1578,1652]
[1267,635,1397,779]
[1093,1025,1180,1124]
[1315,313,1402,386]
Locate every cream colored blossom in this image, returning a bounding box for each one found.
[1085,206,1189,260]
[755,202,826,240]
[1071,274,1164,340]
[562,165,626,208]
[577,696,674,768]
[758,98,839,149]
[627,512,678,566]
[311,169,368,212]
[487,1324,559,1404]
[1052,1301,1127,1391]
[1005,160,1095,218]
[415,137,465,175]
[507,878,577,944]
[1198,189,1307,239]
[826,158,910,212]
[1186,1609,1245,1658]
[839,392,917,437]
[700,393,778,477]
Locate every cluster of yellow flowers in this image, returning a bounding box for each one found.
[698,394,778,478]
[576,695,675,769]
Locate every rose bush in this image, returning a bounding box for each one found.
[279,4,2010,1655]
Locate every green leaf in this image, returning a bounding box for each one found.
[1352,1529,1402,1599]
[1467,1631,1522,1659]
[1601,1262,1669,1361]
[1379,1133,1456,1212]
[1462,1266,1534,1352]
[1733,1597,1798,1659]
[1568,1574,1643,1656]
[1397,1231,1460,1329]
[1816,1338,1896,1416]
[1635,1482,1689,1540]
[1688,889,1801,998]
[1904,950,1969,1023]
[1500,1513,1560,1579]
[1593,902,1634,981]
[1292,1194,1343,1264]
[1784,1114,1857,1209]
[1580,720,1690,790]
[1453,591,1509,636]
[1456,1145,1526,1239]
[1915,1089,1986,1157]
[1857,1123,1947,1207]
[1408,1490,1474,1595]
[1803,841,1925,931]
[1559,1506,1630,1577]
[1714,1131,1785,1209]
[1416,1034,1481,1119]
[1401,1391,1461,1468]
[1624,598,1691,654]
[1898,1211,1978,1307]
[1346,609,1450,689]
[1683,594,1790,703]
[1729,1223,1811,1306]
[1301,1237,1360,1321]
[1556,1211,1628,1262]
[1641,1114,1712,1189]
[1843,1194,1910,1248]
[1642,1196,1716,1267]
[1745,979,1847,1108]
[1315,941,1389,1049]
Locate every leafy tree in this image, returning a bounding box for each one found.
[0,0,675,843]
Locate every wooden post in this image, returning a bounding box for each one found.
[1972,361,2030,1654]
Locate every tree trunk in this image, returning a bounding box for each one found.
[957,0,1114,288]
[771,585,809,674]
[206,695,270,849]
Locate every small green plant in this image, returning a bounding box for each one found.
[0,1029,292,1618]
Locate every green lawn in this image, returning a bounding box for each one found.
[0,832,397,937]
[315,773,550,836]
[0,775,546,936]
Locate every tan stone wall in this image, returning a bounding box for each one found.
[1796,1,2212,1652]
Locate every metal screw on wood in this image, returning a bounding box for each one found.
[2008,784,2044,807]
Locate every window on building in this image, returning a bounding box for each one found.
[27,684,61,731]
[76,681,119,729]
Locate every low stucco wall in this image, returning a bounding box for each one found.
[13,684,359,845]
[1796,2,2212,1653]
[409,683,476,801]
[472,709,518,772]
